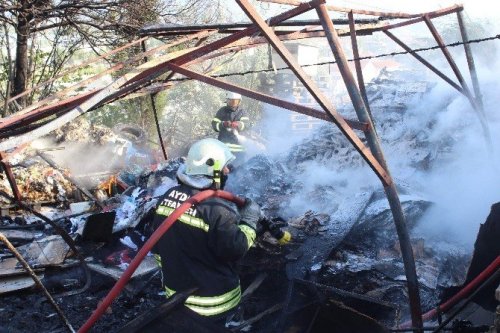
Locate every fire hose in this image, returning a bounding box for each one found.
[78,189,290,333]
[399,255,500,329]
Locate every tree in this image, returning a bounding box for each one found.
[0,0,223,113]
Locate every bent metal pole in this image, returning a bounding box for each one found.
[78,190,245,333]
[314,0,423,329]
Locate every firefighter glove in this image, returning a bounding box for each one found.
[239,198,261,230]
[258,217,292,245]
[231,121,240,129]
[223,121,232,128]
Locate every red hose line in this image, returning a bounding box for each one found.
[78,189,244,333]
[400,255,500,328]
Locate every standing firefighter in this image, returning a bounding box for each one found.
[150,138,261,328]
[212,92,249,161]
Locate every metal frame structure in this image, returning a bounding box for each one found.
[0,0,489,330]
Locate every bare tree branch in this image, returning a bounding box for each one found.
[3,0,222,110]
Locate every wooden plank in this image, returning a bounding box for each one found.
[0,257,45,278]
[0,229,41,241]
[0,274,44,294]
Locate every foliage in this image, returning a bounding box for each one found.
[0,0,224,113]
[158,47,269,155]
[0,0,274,158]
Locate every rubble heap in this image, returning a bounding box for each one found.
[0,68,496,332]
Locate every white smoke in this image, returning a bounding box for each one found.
[256,103,310,157]
[251,5,500,248]
[412,55,500,247]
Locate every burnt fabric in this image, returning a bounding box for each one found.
[151,183,255,317]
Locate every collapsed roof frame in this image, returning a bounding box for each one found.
[0,0,489,329]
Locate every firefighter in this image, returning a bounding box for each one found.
[211,92,249,162]
[150,138,261,327]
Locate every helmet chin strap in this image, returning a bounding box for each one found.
[212,160,222,189]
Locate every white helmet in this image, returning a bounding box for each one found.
[226,92,241,100]
[185,138,235,178]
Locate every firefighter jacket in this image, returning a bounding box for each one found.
[151,181,256,317]
[211,106,249,153]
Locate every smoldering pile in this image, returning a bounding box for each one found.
[225,68,476,326]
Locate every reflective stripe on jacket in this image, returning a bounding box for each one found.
[164,285,241,316]
[151,184,255,316]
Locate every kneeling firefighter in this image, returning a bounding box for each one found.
[150,138,261,327]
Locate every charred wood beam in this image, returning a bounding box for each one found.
[0,152,22,201]
[166,63,368,131]
[0,232,75,332]
[151,25,382,72]
[90,70,176,110]
[314,1,423,329]
[121,82,174,99]
[171,24,380,39]
[235,0,392,186]
[36,150,104,209]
